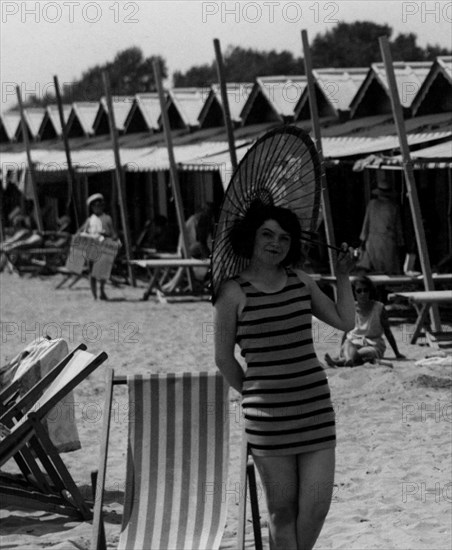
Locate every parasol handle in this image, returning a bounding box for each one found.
[300,232,359,257]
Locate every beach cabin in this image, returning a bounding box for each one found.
[197,83,253,128]
[123,93,161,134]
[1,113,21,143]
[15,108,46,142]
[240,76,307,125]
[165,88,206,131]
[294,68,367,122]
[65,102,99,138]
[411,56,452,116]
[38,105,71,141]
[349,62,432,119]
[92,96,135,136]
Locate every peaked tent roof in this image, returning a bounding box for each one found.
[198,83,253,128]
[66,102,99,138]
[295,68,368,120]
[124,93,161,134]
[1,114,19,143]
[241,76,307,125]
[92,96,135,135]
[38,105,71,141]
[0,117,10,143]
[15,108,46,142]
[1,113,20,142]
[165,88,206,129]
[411,56,452,116]
[350,61,432,119]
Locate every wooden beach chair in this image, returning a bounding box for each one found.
[130,258,211,301]
[388,290,452,348]
[91,370,262,550]
[0,347,108,519]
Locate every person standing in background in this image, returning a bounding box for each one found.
[78,193,118,300]
[358,178,404,274]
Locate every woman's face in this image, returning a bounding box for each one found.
[252,219,291,265]
[354,283,371,304]
[91,200,104,215]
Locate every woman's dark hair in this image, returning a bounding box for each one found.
[352,275,377,300]
[229,201,302,266]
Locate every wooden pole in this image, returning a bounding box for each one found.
[0,179,4,241]
[301,30,336,277]
[213,38,238,172]
[152,60,194,289]
[379,36,440,331]
[102,71,136,286]
[16,85,44,232]
[53,75,79,228]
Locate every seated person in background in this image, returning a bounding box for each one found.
[0,215,43,271]
[137,215,174,253]
[324,276,405,367]
[78,193,118,301]
[160,204,214,293]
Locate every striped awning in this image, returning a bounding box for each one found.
[353,139,452,170]
[1,129,450,182]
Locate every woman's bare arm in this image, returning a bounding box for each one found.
[213,280,245,393]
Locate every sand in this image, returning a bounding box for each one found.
[0,272,451,549]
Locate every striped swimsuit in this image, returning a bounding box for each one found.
[235,269,336,456]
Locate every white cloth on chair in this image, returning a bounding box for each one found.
[1,337,81,452]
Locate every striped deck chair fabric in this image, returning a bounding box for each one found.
[94,371,230,550]
[121,372,229,550]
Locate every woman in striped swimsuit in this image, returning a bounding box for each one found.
[214,204,355,550]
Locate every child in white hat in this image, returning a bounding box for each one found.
[79,194,117,300]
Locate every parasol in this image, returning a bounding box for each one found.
[210,125,323,302]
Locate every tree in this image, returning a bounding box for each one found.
[173,46,302,87]
[310,21,451,67]
[63,47,167,102]
[173,64,217,87]
[223,46,302,81]
[311,21,392,67]
[14,47,167,109]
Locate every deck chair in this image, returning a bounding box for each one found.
[92,370,262,550]
[0,347,108,519]
[1,342,87,477]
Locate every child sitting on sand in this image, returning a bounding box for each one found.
[325,276,405,367]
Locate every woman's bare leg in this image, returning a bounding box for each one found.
[89,275,97,300]
[253,454,299,550]
[357,346,379,363]
[341,341,362,365]
[296,448,335,550]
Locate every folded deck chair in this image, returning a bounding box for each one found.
[92,370,262,550]
[0,347,108,519]
[1,337,80,452]
[1,342,87,482]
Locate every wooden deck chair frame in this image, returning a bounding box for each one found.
[91,369,262,550]
[0,342,85,416]
[0,347,108,519]
[0,343,89,495]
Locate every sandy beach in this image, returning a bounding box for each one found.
[0,272,451,549]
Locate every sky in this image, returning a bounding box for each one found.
[1,0,451,113]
